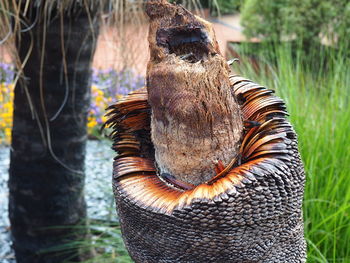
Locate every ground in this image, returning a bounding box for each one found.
[0,140,116,262]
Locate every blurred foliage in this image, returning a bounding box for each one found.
[241,0,350,47]
[209,0,242,16]
[229,41,350,262]
[241,0,287,41]
[329,0,350,45]
[228,40,345,74]
[88,69,144,138]
[0,63,14,145]
[170,0,241,15]
[0,82,13,145]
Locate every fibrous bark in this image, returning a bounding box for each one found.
[9,6,99,263]
[146,0,243,186]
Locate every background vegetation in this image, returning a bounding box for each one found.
[231,42,350,262]
[241,0,350,47]
[0,63,13,144]
[170,0,241,15]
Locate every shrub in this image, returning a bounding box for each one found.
[0,63,14,145]
[329,1,350,47]
[241,0,349,48]
[241,0,287,41]
[209,0,242,16]
[169,0,241,15]
[88,68,144,137]
[282,0,334,44]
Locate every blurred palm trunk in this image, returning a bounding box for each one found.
[8,5,99,263]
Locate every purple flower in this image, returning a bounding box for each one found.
[96,117,103,124]
[0,63,14,84]
[92,73,100,85]
[88,68,145,129]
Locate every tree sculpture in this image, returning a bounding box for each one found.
[106,0,306,262]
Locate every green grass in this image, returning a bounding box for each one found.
[70,43,350,263]
[41,222,132,263]
[79,223,132,263]
[231,42,350,262]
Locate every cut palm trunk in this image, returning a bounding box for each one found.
[106,0,306,262]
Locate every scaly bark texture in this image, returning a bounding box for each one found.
[106,0,306,262]
[8,6,99,263]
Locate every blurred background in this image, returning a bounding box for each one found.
[0,0,349,262]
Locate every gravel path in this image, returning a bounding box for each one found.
[0,145,13,263]
[0,140,116,262]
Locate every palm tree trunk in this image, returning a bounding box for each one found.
[9,6,99,263]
